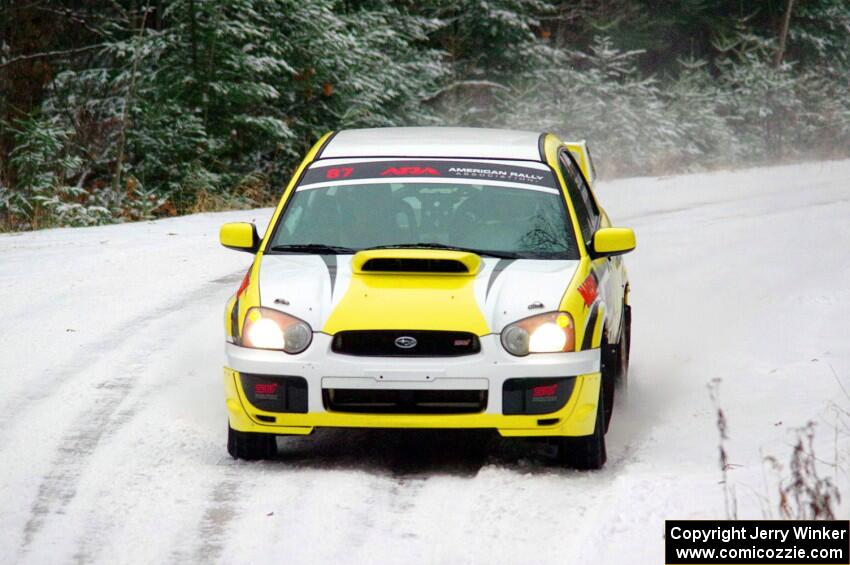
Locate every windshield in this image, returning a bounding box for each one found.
[270,160,578,260]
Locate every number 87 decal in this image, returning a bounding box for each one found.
[326,167,353,179]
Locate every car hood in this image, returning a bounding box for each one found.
[258,254,579,334]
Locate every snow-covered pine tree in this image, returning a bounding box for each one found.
[503,36,679,176]
[664,58,737,171]
[418,0,553,124]
[713,28,805,162]
[784,0,850,158]
[125,0,447,210]
[1,115,113,228]
[2,0,848,229]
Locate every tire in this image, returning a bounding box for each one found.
[227,423,277,460]
[601,304,632,433]
[556,382,607,470]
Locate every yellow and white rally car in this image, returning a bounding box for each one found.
[220,127,635,469]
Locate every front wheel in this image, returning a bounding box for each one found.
[555,383,607,470]
[227,424,277,460]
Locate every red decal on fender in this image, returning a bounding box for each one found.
[577,274,598,306]
[236,270,250,297]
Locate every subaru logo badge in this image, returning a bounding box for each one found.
[394,336,417,349]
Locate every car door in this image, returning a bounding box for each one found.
[557,149,626,345]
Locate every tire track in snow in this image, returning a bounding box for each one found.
[65,370,215,565]
[189,455,322,563]
[18,328,181,555]
[15,274,242,560]
[0,272,242,430]
[193,473,239,563]
[188,430,492,563]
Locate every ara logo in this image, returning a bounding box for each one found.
[380,166,440,177]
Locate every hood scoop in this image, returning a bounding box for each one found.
[352,249,481,275]
[362,257,468,273]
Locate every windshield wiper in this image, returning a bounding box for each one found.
[367,243,522,259]
[269,243,356,254]
[271,242,528,259]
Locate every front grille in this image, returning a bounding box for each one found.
[331,330,480,357]
[323,388,487,414]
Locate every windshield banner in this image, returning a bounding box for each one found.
[299,160,558,189]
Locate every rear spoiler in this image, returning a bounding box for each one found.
[564,140,597,185]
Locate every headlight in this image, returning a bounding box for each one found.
[500,311,574,356]
[241,307,312,354]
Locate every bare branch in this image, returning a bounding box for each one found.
[0,44,105,70]
[0,1,46,17]
[35,6,106,36]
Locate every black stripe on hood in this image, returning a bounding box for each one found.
[321,254,338,296]
[486,258,515,299]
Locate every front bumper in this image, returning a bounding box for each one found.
[224,334,601,437]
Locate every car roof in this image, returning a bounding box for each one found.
[320,127,545,162]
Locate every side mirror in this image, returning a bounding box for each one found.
[220,222,260,253]
[590,227,635,258]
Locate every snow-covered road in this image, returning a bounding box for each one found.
[2,160,849,564]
